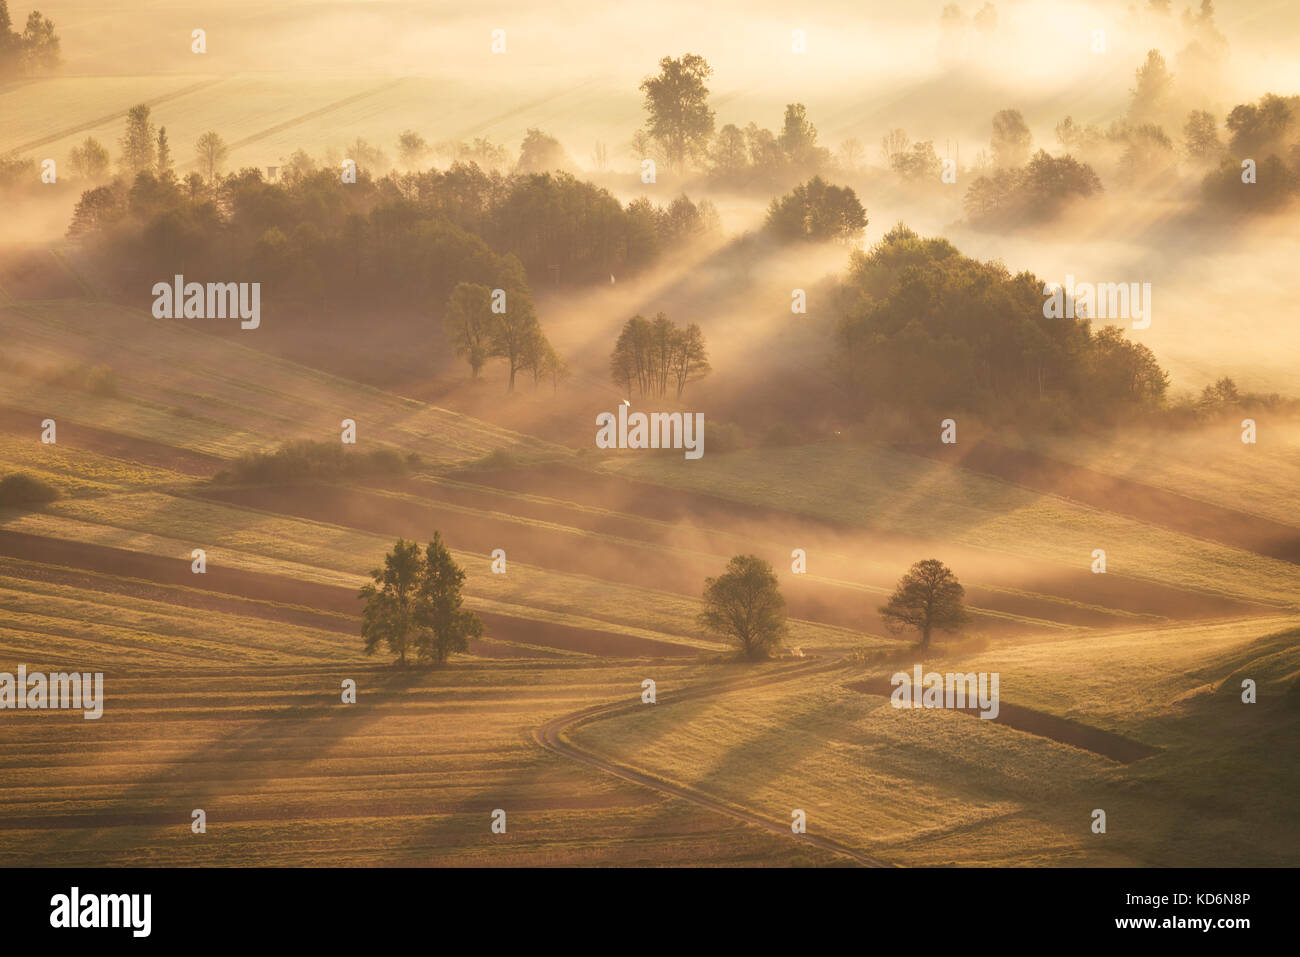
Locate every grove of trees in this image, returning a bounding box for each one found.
[765,176,868,243]
[831,223,1169,423]
[608,313,710,399]
[0,0,58,76]
[359,536,483,666]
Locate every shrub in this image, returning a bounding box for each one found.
[213,440,412,484]
[0,473,60,508]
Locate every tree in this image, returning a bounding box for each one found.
[1183,110,1221,159]
[358,536,482,666]
[990,109,1032,167]
[345,136,388,174]
[0,3,12,71]
[709,123,748,178]
[68,136,110,179]
[837,137,865,172]
[891,140,942,181]
[879,559,969,650]
[443,282,494,378]
[19,8,56,71]
[698,555,787,660]
[1129,49,1173,125]
[639,53,715,173]
[880,128,909,167]
[1087,325,1169,406]
[516,128,570,174]
[1225,93,1296,156]
[359,539,424,666]
[418,533,484,664]
[670,322,709,398]
[609,313,710,399]
[536,341,571,392]
[779,103,829,170]
[1119,123,1176,180]
[0,3,59,76]
[119,104,156,176]
[488,255,545,392]
[765,176,868,243]
[195,130,228,182]
[397,130,429,168]
[155,126,173,177]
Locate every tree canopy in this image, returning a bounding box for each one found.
[831,223,1168,423]
[879,559,969,650]
[359,536,483,666]
[638,53,716,173]
[698,555,787,660]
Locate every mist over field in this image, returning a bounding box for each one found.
[0,0,1298,882]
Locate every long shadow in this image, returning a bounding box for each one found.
[5,664,432,865]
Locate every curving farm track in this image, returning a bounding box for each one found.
[532,653,891,867]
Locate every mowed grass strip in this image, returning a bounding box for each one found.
[0,299,560,465]
[602,444,1300,608]
[0,662,834,866]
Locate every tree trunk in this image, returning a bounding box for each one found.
[920,623,932,650]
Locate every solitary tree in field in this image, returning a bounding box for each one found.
[195,130,228,182]
[878,559,969,650]
[359,535,483,666]
[698,555,787,660]
[639,53,715,173]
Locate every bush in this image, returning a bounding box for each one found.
[0,473,60,508]
[707,421,747,454]
[47,363,119,397]
[213,440,412,484]
[475,448,518,470]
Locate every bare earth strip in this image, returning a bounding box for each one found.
[0,405,224,477]
[844,678,1161,764]
[201,479,1263,631]
[0,530,697,659]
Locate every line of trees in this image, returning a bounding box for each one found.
[360,536,483,666]
[0,0,58,76]
[609,313,710,399]
[443,275,568,392]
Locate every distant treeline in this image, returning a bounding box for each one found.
[66,160,720,305]
[831,224,1170,425]
[0,1,59,77]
